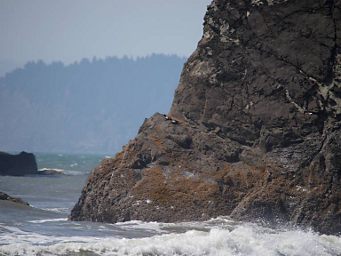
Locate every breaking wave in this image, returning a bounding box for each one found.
[1,217,341,256]
[38,168,85,176]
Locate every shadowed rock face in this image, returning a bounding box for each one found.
[0,151,38,176]
[71,0,341,234]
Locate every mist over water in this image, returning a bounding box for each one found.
[0,153,341,256]
[0,55,185,154]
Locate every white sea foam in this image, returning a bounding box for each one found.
[1,219,341,256]
[115,220,166,234]
[40,207,70,213]
[63,170,86,176]
[70,163,79,167]
[28,218,67,224]
[38,168,85,176]
[38,168,65,173]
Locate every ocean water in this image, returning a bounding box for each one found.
[1,153,341,256]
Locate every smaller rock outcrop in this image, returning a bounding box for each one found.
[0,191,29,206]
[38,168,65,175]
[0,151,38,176]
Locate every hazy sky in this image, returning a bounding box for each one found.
[0,0,211,75]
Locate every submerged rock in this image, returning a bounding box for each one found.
[71,0,341,234]
[0,151,38,176]
[38,168,65,176]
[0,191,29,206]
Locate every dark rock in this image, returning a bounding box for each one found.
[71,0,341,234]
[0,191,29,206]
[0,151,38,176]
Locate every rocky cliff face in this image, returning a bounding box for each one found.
[71,0,341,234]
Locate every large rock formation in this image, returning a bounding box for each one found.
[0,151,38,176]
[71,0,341,234]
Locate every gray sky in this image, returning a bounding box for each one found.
[0,0,211,75]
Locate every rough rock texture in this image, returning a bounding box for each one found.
[0,151,38,176]
[71,0,341,234]
[0,191,29,205]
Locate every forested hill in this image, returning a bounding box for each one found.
[0,54,185,153]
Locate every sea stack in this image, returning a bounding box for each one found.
[0,151,38,176]
[71,0,341,234]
